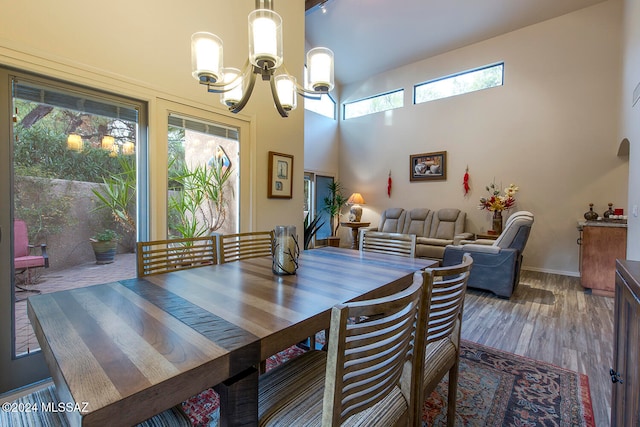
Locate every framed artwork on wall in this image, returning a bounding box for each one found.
[268,151,294,198]
[409,151,447,181]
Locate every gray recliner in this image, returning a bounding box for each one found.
[369,208,407,233]
[442,211,534,298]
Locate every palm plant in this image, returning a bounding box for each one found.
[322,180,348,237]
[91,156,136,234]
[304,213,325,249]
[168,158,234,238]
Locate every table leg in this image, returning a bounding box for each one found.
[214,366,259,427]
[351,227,359,249]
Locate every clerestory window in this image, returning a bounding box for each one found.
[414,62,504,104]
[343,89,404,120]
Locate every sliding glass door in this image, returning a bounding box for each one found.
[0,69,147,392]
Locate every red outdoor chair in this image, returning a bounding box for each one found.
[14,219,49,289]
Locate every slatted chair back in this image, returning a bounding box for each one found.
[219,231,274,263]
[137,236,218,277]
[322,274,427,426]
[423,253,472,344]
[417,253,473,426]
[359,229,416,258]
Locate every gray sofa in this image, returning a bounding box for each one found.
[442,210,534,298]
[363,207,473,260]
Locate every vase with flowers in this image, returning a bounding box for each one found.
[478,182,519,235]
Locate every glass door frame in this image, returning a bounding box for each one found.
[153,99,254,240]
[0,68,50,393]
[0,68,148,393]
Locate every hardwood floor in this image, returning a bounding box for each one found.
[461,270,614,426]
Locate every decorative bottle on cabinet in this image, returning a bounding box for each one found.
[584,203,598,221]
[604,203,615,218]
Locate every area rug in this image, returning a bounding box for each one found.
[422,341,594,427]
[181,341,594,427]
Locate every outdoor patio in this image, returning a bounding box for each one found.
[14,253,137,355]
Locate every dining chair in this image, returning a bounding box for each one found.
[14,218,49,288]
[137,236,218,277]
[257,271,429,426]
[420,253,473,427]
[0,384,192,426]
[217,230,277,370]
[217,230,274,264]
[358,229,416,258]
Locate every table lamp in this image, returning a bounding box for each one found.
[347,192,365,222]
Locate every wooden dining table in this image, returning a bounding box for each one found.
[27,246,436,427]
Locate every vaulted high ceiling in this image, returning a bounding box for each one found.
[305,0,608,85]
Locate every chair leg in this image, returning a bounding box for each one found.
[309,334,316,351]
[446,360,460,427]
[15,268,42,296]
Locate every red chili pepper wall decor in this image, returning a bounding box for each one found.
[463,166,470,195]
[388,170,392,198]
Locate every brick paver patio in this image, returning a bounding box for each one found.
[14,253,137,355]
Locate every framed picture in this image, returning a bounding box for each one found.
[268,151,294,198]
[409,151,447,181]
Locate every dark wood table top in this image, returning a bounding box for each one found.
[28,247,436,426]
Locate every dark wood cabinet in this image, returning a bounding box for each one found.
[580,224,627,297]
[611,260,640,427]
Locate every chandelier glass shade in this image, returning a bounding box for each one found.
[101,135,115,151]
[190,0,334,117]
[66,134,83,152]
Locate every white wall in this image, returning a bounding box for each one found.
[0,0,306,235]
[622,0,640,260]
[334,0,625,275]
[304,109,340,176]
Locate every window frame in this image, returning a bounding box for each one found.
[343,88,404,120]
[413,62,504,105]
[304,92,337,119]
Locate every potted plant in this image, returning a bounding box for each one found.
[92,156,136,234]
[304,212,325,250]
[90,229,119,264]
[322,181,348,247]
[91,156,136,251]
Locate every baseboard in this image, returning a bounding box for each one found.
[521,266,580,278]
[0,378,52,402]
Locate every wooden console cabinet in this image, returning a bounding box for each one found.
[579,223,627,297]
[611,260,640,426]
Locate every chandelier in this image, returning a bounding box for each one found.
[190,0,334,117]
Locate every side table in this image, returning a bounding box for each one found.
[475,232,499,240]
[340,222,371,249]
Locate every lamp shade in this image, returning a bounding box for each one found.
[191,32,223,83]
[275,75,297,111]
[67,134,83,152]
[101,135,114,151]
[248,9,283,70]
[347,193,365,205]
[307,47,334,92]
[220,67,244,107]
[122,141,135,156]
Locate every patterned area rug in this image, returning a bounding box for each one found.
[423,341,594,426]
[181,341,594,427]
